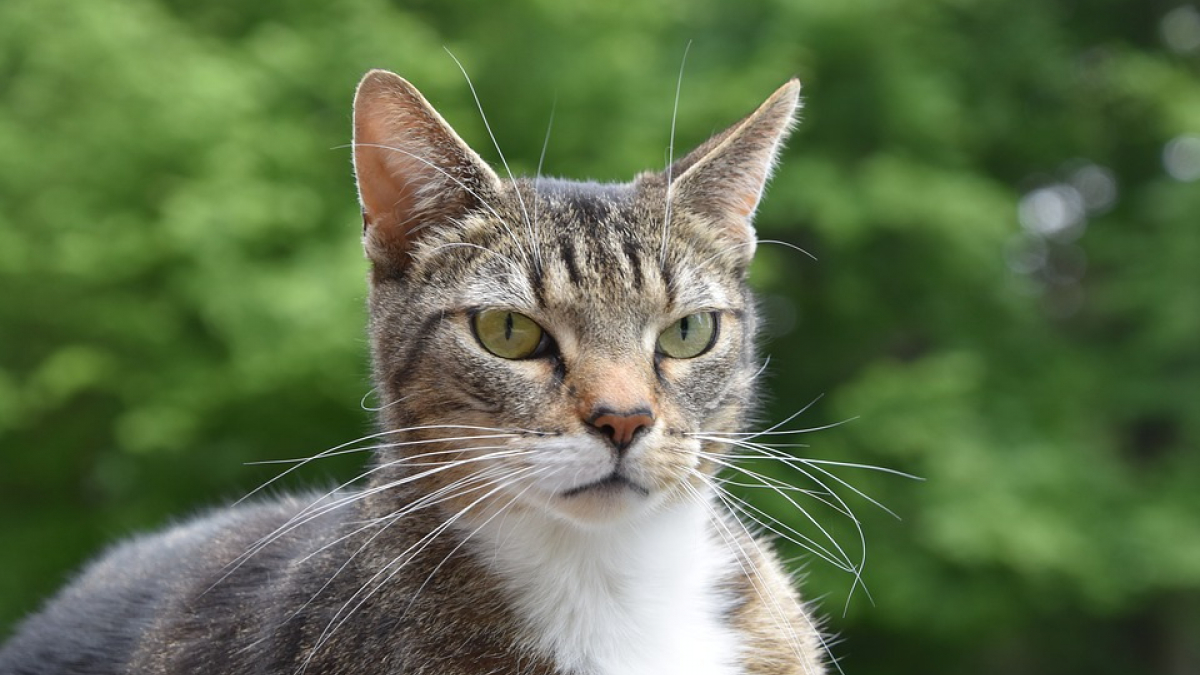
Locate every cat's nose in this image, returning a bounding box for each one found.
[586,407,655,455]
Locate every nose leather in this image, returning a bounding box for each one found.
[587,408,655,455]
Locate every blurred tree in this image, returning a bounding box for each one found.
[0,0,1196,673]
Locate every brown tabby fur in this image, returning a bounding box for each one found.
[0,70,825,675]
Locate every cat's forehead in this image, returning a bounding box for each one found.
[453,179,740,324]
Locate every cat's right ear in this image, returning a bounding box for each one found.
[353,70,502,273]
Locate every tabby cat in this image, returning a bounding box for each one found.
[0,69,826,674]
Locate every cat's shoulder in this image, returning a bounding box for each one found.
[0,494,330,673]
[91,493,323,572]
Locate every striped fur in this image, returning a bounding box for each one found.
[0,71,824,675]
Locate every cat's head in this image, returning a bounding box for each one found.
[353,70,799,526]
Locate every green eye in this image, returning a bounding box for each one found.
[656,312,718,359]
[472,309,546,359]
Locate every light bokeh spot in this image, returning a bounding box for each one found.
[1163,135,1200,181]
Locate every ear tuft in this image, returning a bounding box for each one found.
[667,79,802,258]
[352,70,501,272]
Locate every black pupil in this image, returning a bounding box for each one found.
[504,313,514,341]
[680,316,690,341]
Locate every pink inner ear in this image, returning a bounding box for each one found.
[354,90,416,257]
[351,70,503,269]
[355,137,422,259]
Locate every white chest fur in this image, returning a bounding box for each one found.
[466,500,743,675]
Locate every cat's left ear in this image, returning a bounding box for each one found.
[667,79,801,261]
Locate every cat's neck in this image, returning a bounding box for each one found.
[460,492,744,675]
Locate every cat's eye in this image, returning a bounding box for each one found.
[472,309,547,359]
[656,312,718,359]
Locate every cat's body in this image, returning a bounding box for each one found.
[0,71,825,674]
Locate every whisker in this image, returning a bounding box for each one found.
[301,465,538,672]
[793,459,902,522]
[695,238,775,269]
[213,448,532,592]
[246,433,520,465]
[237,422,541,492]
[757,238,818,262]
[532,95,556,229]
[282,466,522,626]
[713,475,843,507]
[714,475,856,523]
[700,436,870,534]
[690,394,825,442]
[238,446,527,554]
[299,466,523,668]
[694,428,893,607]
[704,435,878,609]
[752,354,772,383]
[444,49,541,272]
[789,458,924,481]
[705,482,849,672]
[696,416,858,440]
[702,457,857,572]
[659,40,692,267]
[710,436,911,519]
[680,478,827,675]
[359,389,413,412]
[400,467,547,617]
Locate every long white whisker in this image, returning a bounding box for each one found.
[757,238,819,261]
[444,49,541,272]
[533,95,556,229]
[704,434,877,608]
[710,468,857,521]
[236,423,535,498]
[712,437,909,519]
[301,466,537,672]
[400,466,547,617]
[691,394,825,443]
[788,458,924,481]
[282,466,519,626]
[298,466,521,671]
[360,389,412,412]
[703,457,857,571]
[697,416,859,440]
[215,448,532,590]
[247,433,520,466]
[239,446,526,554]
[659,40,692,267]
[680,478,826,675]
[752,355,772,382]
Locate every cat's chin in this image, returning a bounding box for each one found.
[559,471,650,499]
[534,478,666,527]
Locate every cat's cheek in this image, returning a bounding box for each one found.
[625,436,704,490]
[657,354,735,415]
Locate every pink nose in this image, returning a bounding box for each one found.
[587,408,655,455]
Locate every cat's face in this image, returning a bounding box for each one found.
[353,71,799,526]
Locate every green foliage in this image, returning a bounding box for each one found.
[1,0,1197,672]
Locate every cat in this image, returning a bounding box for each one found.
[0,69,827,675]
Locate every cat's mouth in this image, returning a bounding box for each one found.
[560,471,650,499]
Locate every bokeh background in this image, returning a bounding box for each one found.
[2,0,1198,672]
